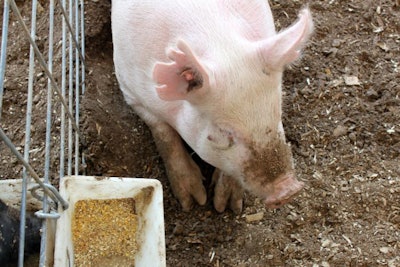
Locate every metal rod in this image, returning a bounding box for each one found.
[35,210,61,220]
[39,0,55,265]
[30,184,68,209]
[8,0,81,137]
[74,0,80,175]
[80,0,86,94]
[18,0,39,264]
[80,0,86,174]
[0,0,10,120]
[60,0,67,180]
[68,0,74,176]
[0,127,69,210]
[1,0,84,263]
[55,0,86,68]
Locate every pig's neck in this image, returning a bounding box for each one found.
[168,102,209,152]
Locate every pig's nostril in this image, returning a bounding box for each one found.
[264,176,304,209]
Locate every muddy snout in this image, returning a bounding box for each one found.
[264,173,304,209]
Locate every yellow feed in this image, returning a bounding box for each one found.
[72,198,138,267]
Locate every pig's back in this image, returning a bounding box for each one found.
[112,0,275,108]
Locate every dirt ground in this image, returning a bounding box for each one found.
[1,0,399,266]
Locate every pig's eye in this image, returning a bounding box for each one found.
[262,67,270,76]
[207,129,235,150]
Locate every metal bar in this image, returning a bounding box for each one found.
[8,0,81,137]
[44,0,55,186]
[74,0,80,175]
[39,0,55,265]
[0,127,69,210]
[35,210,60,220]
[67,0,74,176]
[59,0,68,180]
[0,0,10,120]
[0,0,85,263]
[18,0,39,264]
[80,0,86,94]
[30,184,67,208]
[55,0,86,68]
[79,0,87,175]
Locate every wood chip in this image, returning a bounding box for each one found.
[245,212,264,223]
[380,247,390,254]
[344,76,361,86]
[377,42,389,52]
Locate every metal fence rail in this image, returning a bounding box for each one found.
[0,0,85,265]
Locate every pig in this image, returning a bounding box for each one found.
[111,0,313,213]
[0,200,41,265]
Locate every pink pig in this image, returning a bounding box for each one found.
[111,0,313,213]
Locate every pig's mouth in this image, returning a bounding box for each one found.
[263,174,304,209]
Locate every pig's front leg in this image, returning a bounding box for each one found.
[212,168,244,214]
[151,123,207,211]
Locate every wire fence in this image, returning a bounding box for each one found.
[0,0,85,265]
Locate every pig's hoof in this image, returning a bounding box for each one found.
[212,169,244,214]
[229,197,244,214]
[180,198,194,212]
[179,189,207,212]
[170,175,207,211]
[214,189,244,214]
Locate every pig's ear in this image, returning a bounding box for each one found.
[259,8,313,68]
[153,40,209,102]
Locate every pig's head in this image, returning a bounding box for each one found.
[153,9,313,208]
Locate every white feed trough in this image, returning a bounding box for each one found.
[54,176,166,267]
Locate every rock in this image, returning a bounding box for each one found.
[245,212,264,223]
[333,125,348,137]
[344,76,361,86]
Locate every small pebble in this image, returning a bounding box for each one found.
[348,132,356,142]
[245,212,264,223]
[173,224,184,235]
[344,76,361,86]
[379,247,390,254]
[333,125,348,137]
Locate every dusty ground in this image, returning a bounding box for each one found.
[1,0,399,266]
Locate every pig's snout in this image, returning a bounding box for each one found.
[264,173,304,209]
